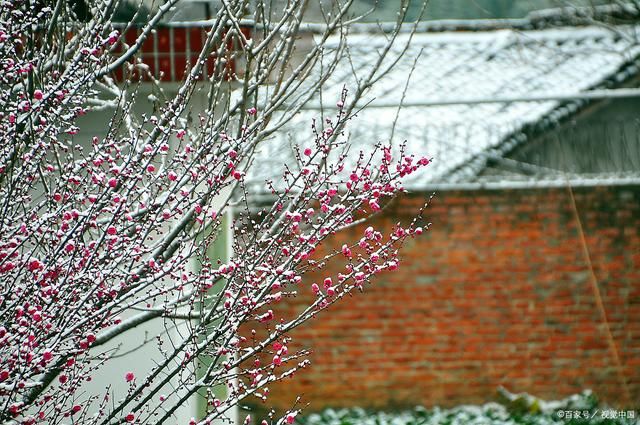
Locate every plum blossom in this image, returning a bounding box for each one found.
[0,4,431,422]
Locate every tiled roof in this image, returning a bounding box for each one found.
[250,25,640,188]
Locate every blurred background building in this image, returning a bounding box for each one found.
[244,0,640,413]
[77,0,640,418]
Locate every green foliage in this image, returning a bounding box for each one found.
[296,392,637,425]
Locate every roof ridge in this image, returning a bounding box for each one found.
[444,47,640,183]
[301,3,640,35]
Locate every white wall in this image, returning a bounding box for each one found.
[74,84,236,425]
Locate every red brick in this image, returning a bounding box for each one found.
[245,185,640,415]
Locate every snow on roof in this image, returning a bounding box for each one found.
[249,25,640,189]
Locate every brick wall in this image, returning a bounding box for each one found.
[246,184,640,414]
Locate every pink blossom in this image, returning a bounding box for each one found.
[8,403,22,416]
[258,310,274,322]
[28,260,42,272]
[272,355,282,366]
[365,226,374,238]
[0,25,435,417]
[107,31,119,45]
